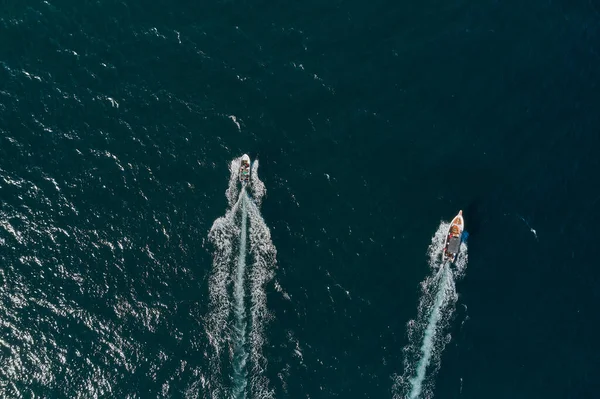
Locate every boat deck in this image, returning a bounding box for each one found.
[447,236,461,254]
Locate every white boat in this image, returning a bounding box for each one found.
[443,210,464,263]
[239,154,250,183]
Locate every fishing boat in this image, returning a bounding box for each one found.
[239,154,250,183]
[443,210,464,263]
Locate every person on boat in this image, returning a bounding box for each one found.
[451,225,460,236]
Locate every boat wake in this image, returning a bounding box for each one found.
[231,189,249,398]
[206,157,276,399]
[393,222,468,399]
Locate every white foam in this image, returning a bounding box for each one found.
[250,160,266,207]
[206,157,277,398]
[246,196,277,399]
[518,215,538,240]
[229,115,241,131]
[107,97,119,108]
[226,157,241,208]
[206,194,241,384]
[232,190,249,398]
[22,70,42,82]
[147,27,167,39]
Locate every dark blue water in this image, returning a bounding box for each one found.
[1,0,599,397]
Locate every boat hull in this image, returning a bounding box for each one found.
[443,211,464,263]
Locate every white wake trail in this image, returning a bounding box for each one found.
[246,198,277,399]
[407,263,454,399]
[207,195,241,359]
[206,156,244,398]
[232,190,249,398]
[394,222,468,399]
[226,157,242,207]
[247,159,277,399]
[206,157,277,399]
[250,159,266,207]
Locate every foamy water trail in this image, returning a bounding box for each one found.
[206,157,277,398]
[393,222,468,399]
[247,158,277,398]
[247,198,277,399]
[250,159,266,207]
[226,157,242,207]
[407,263,453,399]
[232,190,249,398]
[207,193,241,360]
[207,164,243,398]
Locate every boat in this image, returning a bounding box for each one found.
[239,154,250,183]
[443,210,464,263]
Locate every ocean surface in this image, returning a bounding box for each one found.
[1,0,599,398]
